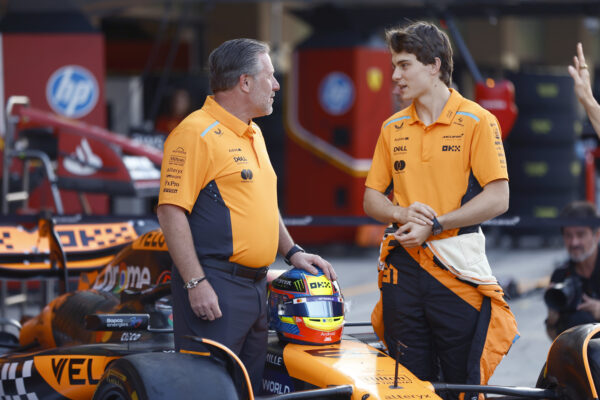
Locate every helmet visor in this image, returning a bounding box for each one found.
[279,296,344,318]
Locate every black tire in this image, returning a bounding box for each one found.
[93,352,240,400]
[505,191,578,245]
[507,146,581,191]
[508,112,580,146]
[507,71,577,112]
[509,191,579,219]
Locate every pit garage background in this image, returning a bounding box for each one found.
[0,0,599,246]
[0,0,599,391]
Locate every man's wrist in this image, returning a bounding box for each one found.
[587,100,600,117]
[284,244,305,265]
[392,207,405,224]
[183,276,207,289]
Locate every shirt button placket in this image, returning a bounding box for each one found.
[422,126,431,162]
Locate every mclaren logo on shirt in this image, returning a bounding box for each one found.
[442,133,464,140]
[241,169,254,181]
[393,160,406,172]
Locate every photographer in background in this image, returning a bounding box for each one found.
[545,201,600,339]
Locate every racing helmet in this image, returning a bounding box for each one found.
[268,268,344,345]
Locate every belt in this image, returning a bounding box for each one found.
[201,258,269,282]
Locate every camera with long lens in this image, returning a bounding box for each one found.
[544,275,583,311]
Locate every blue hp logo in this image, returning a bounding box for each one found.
[318,72,355,116]
[46,65,99,118]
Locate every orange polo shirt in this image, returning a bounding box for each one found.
[366,88,508,241]
[158,96,279,268]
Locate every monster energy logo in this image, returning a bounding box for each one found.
[274,278,293,290]
[293,280,305,292]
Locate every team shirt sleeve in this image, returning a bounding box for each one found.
[365,125,393,193]
[158,123,212,213]
[470,112,509,188]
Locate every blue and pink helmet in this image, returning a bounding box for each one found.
[268,268,344,345]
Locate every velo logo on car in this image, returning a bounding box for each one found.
[46,65,99,118]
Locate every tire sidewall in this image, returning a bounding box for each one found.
[93,359,148,400]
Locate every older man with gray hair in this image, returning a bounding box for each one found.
[157,38,336,392]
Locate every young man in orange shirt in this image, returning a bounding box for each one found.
[364,22,517,399]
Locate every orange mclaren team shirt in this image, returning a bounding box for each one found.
[158,96,279,268]
[366,88,508,241]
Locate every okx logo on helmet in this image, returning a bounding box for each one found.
[268,268,344,345]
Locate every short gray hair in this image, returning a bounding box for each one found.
[208,38,270,93]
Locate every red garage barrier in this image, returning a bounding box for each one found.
[585,148,600,204]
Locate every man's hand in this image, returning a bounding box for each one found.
[363,188,436,226]
[577,294,600,320]
[394,202,436,226]
[567,42,600,139]
[568,42,594,107]
[394,221,432,248]
[289,251,337,282]
[188,280,223,321]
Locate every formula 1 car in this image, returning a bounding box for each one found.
[0,215,598,400]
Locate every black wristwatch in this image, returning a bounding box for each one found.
[284,244,305,265]
[432,217,443,236]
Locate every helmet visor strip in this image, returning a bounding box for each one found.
[278,296,344,318]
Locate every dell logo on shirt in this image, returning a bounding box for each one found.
[46,65,99,118]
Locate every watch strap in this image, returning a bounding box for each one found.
[432,217,443,236]
[284,244,305,265]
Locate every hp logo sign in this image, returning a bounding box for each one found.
[318,72,355,116]
[46,65,99,118]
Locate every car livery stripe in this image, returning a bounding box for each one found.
[180,349,211,357]
[1,361,7,379]
[0,360,38,400]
